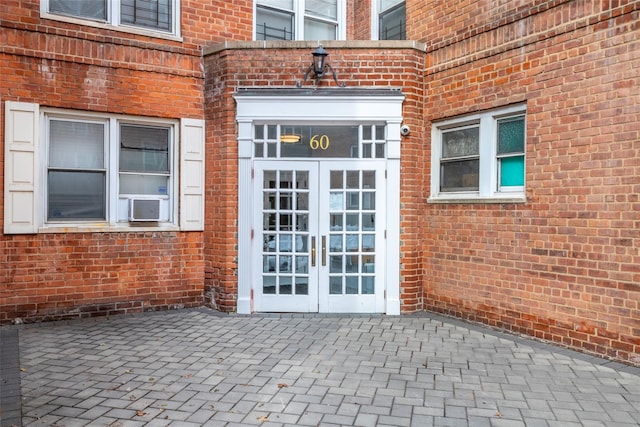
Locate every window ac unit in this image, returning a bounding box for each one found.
[128,198,161,222]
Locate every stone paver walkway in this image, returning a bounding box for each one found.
[3,308,640,426]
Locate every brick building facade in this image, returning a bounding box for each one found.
[1,1,638,365]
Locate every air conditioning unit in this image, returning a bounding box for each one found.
[128,198,161,222]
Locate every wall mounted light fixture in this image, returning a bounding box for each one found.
[298,45,345,87]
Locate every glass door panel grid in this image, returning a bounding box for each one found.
[328,169,376,295]
[262,169,310,296]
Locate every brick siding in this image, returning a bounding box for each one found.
[417,0,640,364]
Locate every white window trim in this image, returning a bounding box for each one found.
[254,1,346,41]
[429,104,527,203]
[40,109,180,232]
[40,0,182,41]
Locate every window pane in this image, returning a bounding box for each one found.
[380,0,404,9]
[50,120,104,169]
[500,155,525,187]
[304,18,336,40]
[442,127,479,158]
[258,0,293,9]
[256,6,294,40]
[379,2,405,40]
[306,0,337,20]
[48,171,106,220]
[49,0,107,20]
[498,117,525,154]
[441,159,479,192]
[119,174,169,195]
[121,0,172,32]
[120,125,169,172]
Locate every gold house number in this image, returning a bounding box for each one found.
[309,134,330,150]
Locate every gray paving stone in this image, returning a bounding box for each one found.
[10,309,640,427]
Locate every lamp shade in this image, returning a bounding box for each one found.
[312,45,328,76]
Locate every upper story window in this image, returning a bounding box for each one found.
[377,0,405,40]
[429,105,526,202]
[43,0,179,37]
[255,0,345,41]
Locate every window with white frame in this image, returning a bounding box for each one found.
[43,0,178,36]
[46,114,175,223]
[377,0,405,40]
[430,105,526,201]
[4,101,205,234]
[255,0,344,41]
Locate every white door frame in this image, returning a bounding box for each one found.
[235,88,404,315]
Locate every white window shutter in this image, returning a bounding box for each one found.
[4,101,39,234]
[179,118,205,231]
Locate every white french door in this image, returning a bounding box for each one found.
[253,160,386,313]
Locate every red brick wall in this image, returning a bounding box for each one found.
[0,0,211,323]
[202,42,426,312]
[420,1,640,364]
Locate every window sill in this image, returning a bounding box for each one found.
[38,223,180,234]
[427,196,526,204]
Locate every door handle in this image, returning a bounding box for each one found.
[321,235,326,267]
[311,236,316,267]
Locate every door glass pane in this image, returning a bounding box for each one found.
[345,255,358,273]
[362,171,375,188]
[330,213,343,230]
[264,235,276,252]
[346,171,359,188]
[346,193,359,210]
[261,169,311,297]
[263,276,276,294]
[264,192,276,209]
[362,235,375,252]
[296,214,308,231]
[362,192,375,210]
[327,169,377,297]
[346,214,358,229]
[330,235,342,251]
[296,193,308,210]
[330,255,342,273]
[345,277,358,294]
[330,170,342,188]
[362,276,374,294]
[280,276,292,294]
[295,277,309,295]
[362,213,375,231]
[296,256,308,274]
[330,277,342,294]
